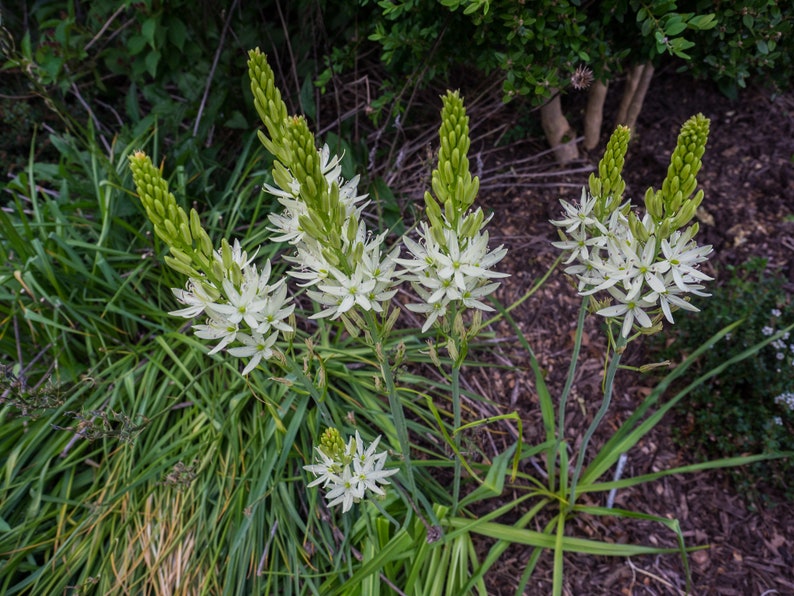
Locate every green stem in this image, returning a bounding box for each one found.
[567,333,626,509]
[363,311,419,520]
[286,357,334,426]
[548,299,589,493]
[451,362,462,514]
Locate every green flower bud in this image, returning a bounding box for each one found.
[191,209,215,259]
[644,187,664,222]
[272,161,295,195]
[321,246,340,268]
[285,313,297,344]
[462,175,480,207]
[248,48,290,162]
[430,225,447,249]
[297,214,323,243]
[206,260,222,285]
[627,211,650,243]
[588,172,602,199]
[219,238,233,271]
[319,427,347,464]
[444,197,456,224]
[661,113,709,220]
[163,255,201,279]
[345,216,358,245]
[668,190,684,214]
[669,200,698,231]
[169,247,194,266]
[351,241,364,264]
[424,191,444,228]
[178,221,193,249]
[161,219,179,245]
[153,198,166,219]
[426,90,479,233]
[594,125,629,217]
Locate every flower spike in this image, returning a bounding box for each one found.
[129,151,217,283]
[551,117,713,339]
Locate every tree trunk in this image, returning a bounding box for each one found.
[583,79,608,150]
[540,92,578,165]
[615,64,642,126]
[616,63,655,133]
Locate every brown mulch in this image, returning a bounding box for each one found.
[456,71,794,595]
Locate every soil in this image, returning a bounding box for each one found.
[462,71,794,595]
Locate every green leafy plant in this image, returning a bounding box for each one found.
[348,0,720,163]
[651,257,794,501]
[1,0,352,180]
[687,0,794,98]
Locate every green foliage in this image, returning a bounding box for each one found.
[652,258,794,501]
[0,118,467,594]
[0,127,168,381]
[686,0,794,97]
[3,3,793,592]
[355,0,717,105]
[1,0,352,179]
[632,1,717,59]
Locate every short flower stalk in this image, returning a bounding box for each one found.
[304,428,399,513]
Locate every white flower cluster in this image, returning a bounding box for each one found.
[398,219,508,332]
[769,329,793,363]
[552,188,713,337]
[775,392,794,411]
[265,145,401,320]
[303,431,398,513]
[169,239,294,374]
[773,392,794,427]
[763,310,794,373]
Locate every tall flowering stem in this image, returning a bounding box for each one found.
[248,48,401,324]
[399,91,509,513]
[552,115,713,342]
[551,115,713,511]
[248,48,416,516]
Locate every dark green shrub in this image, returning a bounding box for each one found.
[653,258,794,502]
[687,0,794,98]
